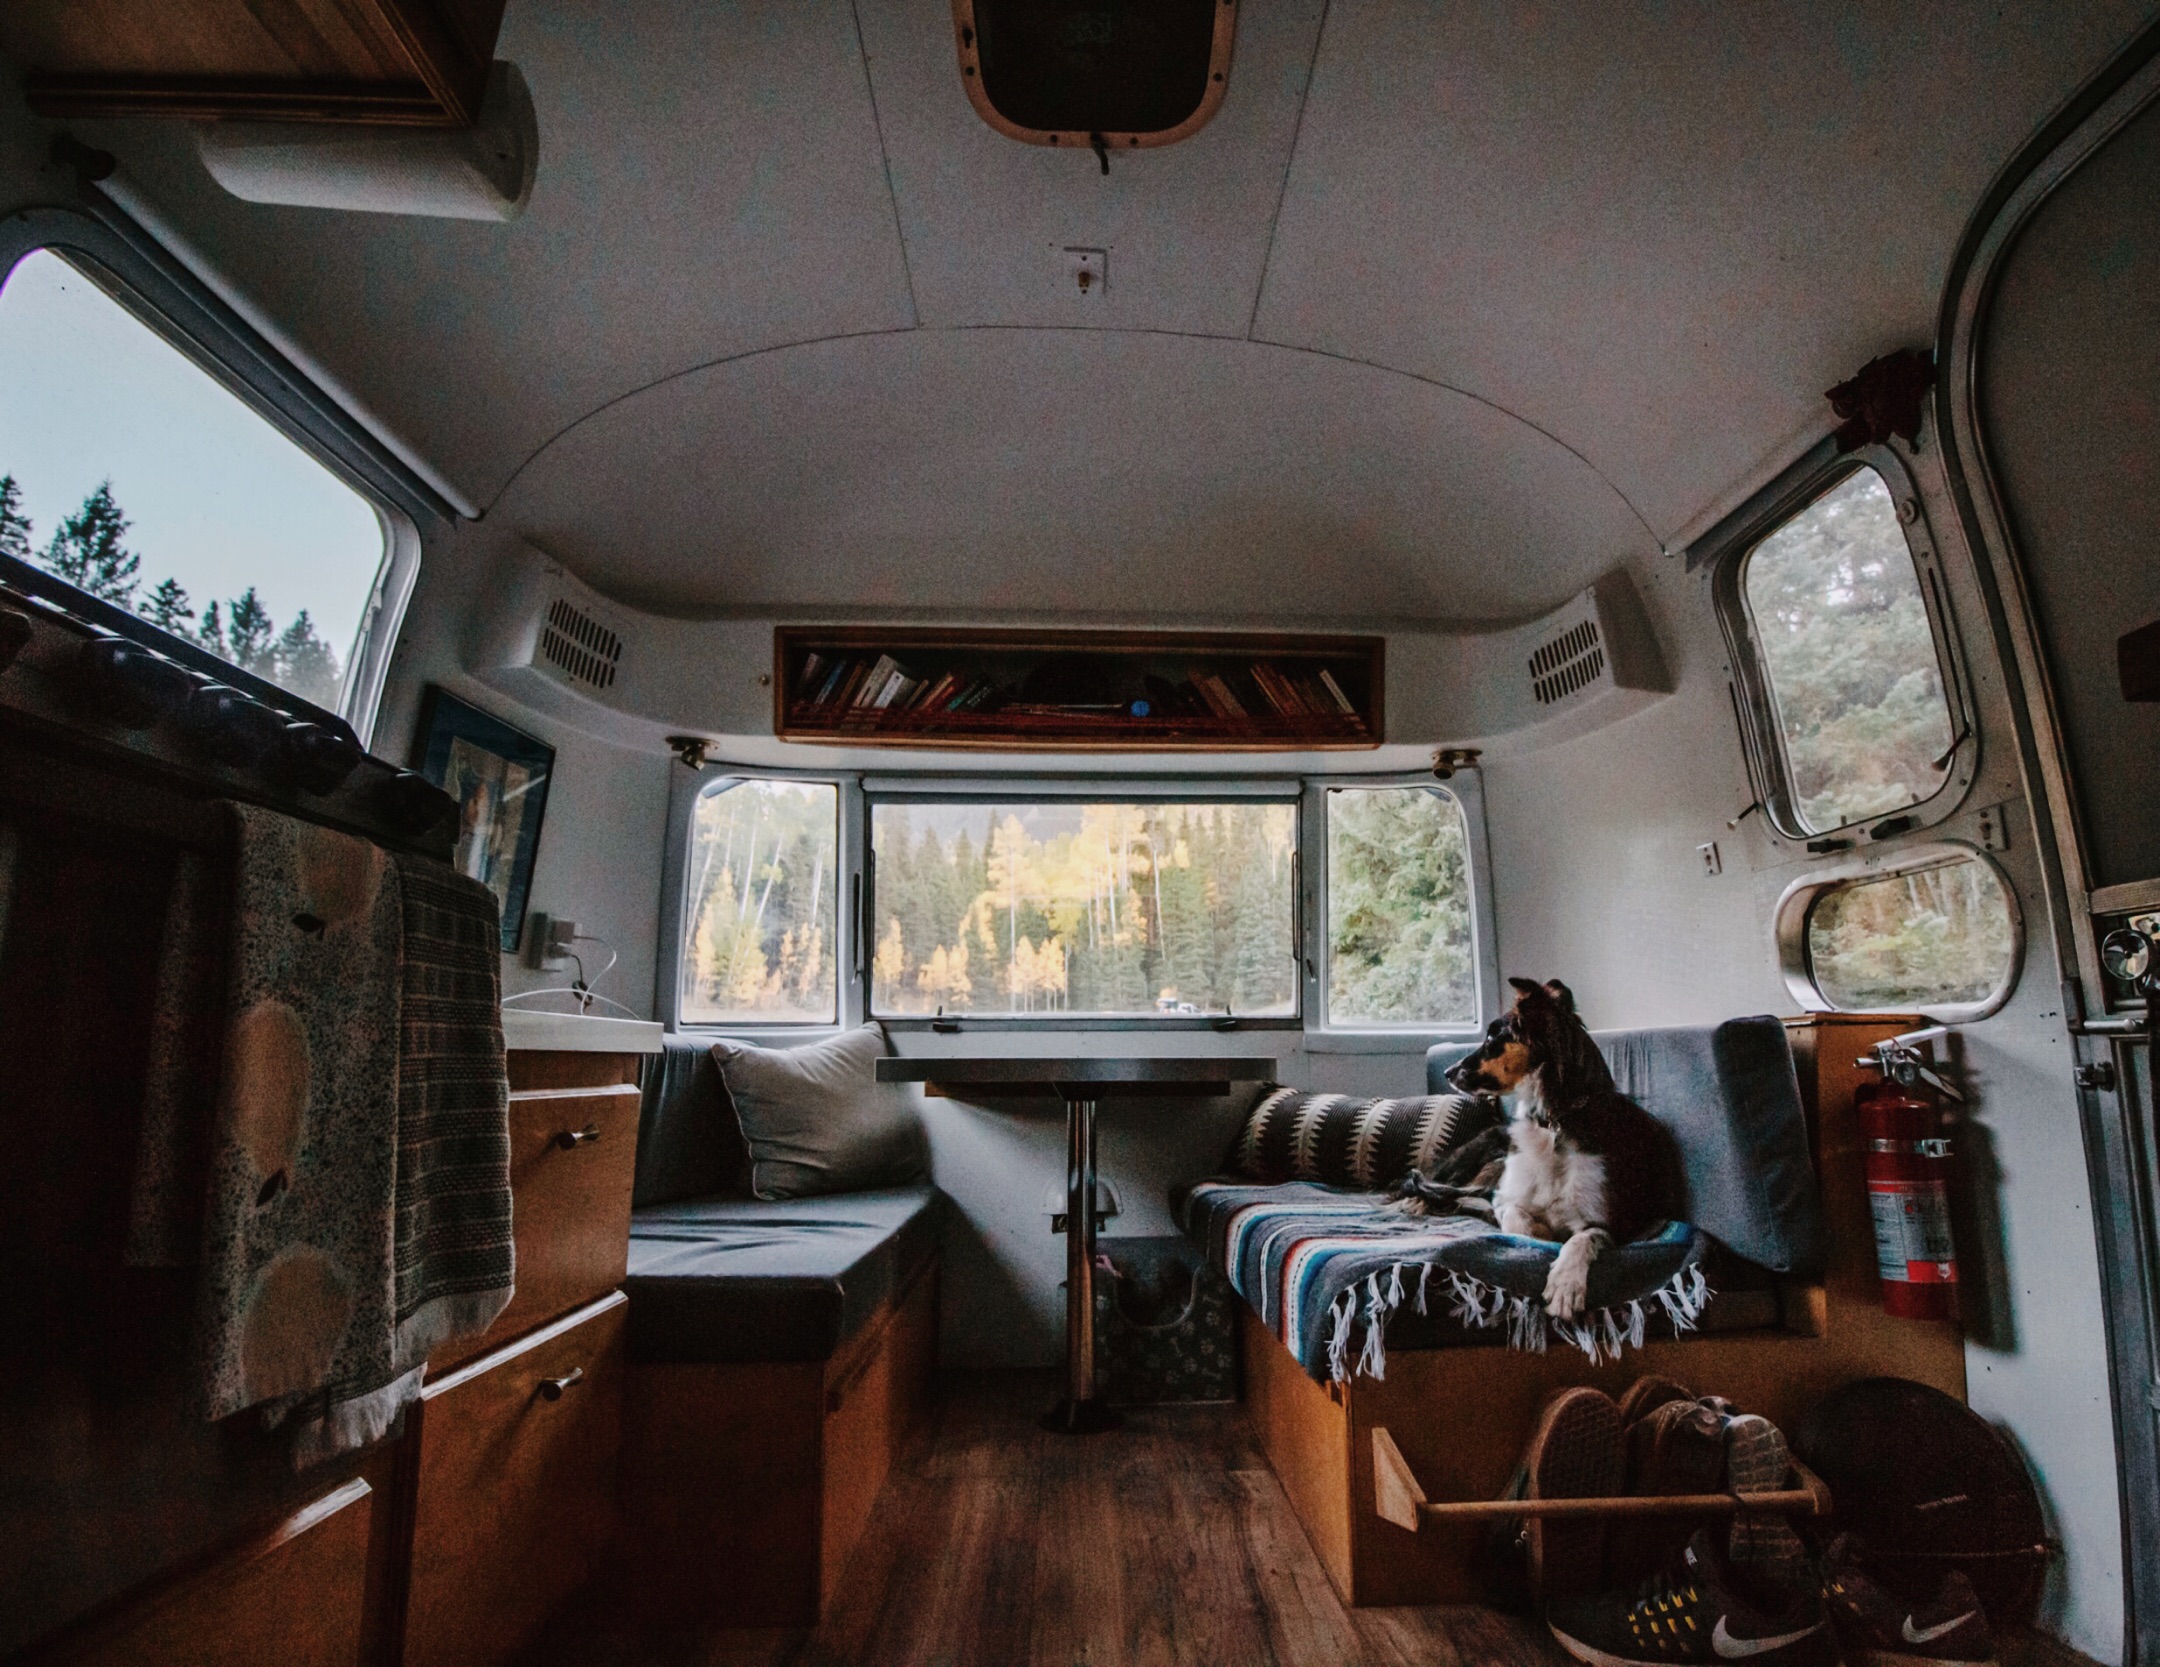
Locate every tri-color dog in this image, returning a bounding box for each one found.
[1446,978,1678,1320]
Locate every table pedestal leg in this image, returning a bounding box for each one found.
[1043,1094,1120,1434]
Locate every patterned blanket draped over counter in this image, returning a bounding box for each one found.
[1176,1180,1713,1382]
[130,804,514,1462]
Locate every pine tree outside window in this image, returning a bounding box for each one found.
[0,248,385,713]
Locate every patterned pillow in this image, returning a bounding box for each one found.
[1229,1088,1504,1191]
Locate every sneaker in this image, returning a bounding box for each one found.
[1547,1530,1840,1667]
[1819,1535,2000,1667]
[1724,1413,1808,1588]
[1619,1374,1700,1426]
[1524,1386,1626,1599]
[1615,1395,1732,1585]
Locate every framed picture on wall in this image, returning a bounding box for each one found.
[411,687,555,953]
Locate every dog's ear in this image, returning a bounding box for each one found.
[1542,980,1577,1015]
[1507,976,1547,1007]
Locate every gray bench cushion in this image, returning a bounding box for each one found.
[624,1185,944,1365]
[1428,1014,1823,1275]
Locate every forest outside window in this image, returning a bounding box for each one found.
[868,798,1296,1021]
[0,248,388,713]
[1783,849,2019,1017]
[679,778,839,1024]
[1325,786,1477,1027]
[1731,461,1964,838]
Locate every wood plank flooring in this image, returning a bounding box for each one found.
[528,1370,1566,1667]
[526,1371,2093,1667]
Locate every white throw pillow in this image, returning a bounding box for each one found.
[710,1024,928,1200]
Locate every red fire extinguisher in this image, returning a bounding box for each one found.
[1857,1075,1960,1321]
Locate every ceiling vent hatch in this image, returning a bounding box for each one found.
[1529,618,1606,706]
[539,596,622,692]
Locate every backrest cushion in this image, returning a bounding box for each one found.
[1597,1018,1822,1274]
[713,1023,929,1201]
[1229,1088,1503,1191]
[634,1039,749,1208]
[1427,1016,1823,1273]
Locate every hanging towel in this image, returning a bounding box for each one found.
[301,853,516,1462]
[385,855,515,1368]
[192,805,405,1433]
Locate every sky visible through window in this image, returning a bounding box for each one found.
[0,250,384,708]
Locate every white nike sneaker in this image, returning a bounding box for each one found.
[1818,1534,2000,1667]
[1546,1530,1840,1667]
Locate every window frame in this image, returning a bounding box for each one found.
[659,763,1498,1042]
[0,204,443,743]
[1706,436,1979,846]
[1771,840,2025,1022]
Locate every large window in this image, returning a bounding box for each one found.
[679,779,839,1024]
[0,249,387,711]
[1735,463,1961,837]
[1325,786,1476,1026]
[868,798,1296,1019]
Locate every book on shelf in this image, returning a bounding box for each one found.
[1315,667,1357,716]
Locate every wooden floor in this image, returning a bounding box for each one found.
[529,1370,1567,1667]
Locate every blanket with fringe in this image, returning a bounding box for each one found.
[1176,1180,1713,1383]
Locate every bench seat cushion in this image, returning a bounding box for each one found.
[624,1185,944,1365]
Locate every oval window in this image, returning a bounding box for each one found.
[1805,854,2016,1011]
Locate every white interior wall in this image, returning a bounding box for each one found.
[1481,452,2124,1660]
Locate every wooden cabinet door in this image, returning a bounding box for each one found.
[400,1293,626,1667]
[433,1072,641,1369]
[28,1480,372,1667]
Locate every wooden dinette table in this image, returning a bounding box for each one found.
[875,1055,1277,1433]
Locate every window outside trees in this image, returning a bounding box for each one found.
[1326,787,1476,1026]
[868,800,1295,1019]
[0,249,386,711]
[679,779,839,1024]
[1741,467,1957,835]
[1805,855,2016,1012]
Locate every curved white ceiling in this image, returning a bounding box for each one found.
[496,326,1651,621]
[58,0,2159,621]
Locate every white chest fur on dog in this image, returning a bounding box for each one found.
[1494,1108,1610,1241]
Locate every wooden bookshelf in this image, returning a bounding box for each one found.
[773,628,1383,752]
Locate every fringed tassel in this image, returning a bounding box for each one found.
[1357,1272,1390,1381]
[1326,1289,1357,1381]
[1415,1263,1433,1316]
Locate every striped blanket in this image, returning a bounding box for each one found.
[1177,1180,1713,1383]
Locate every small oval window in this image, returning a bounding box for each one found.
[1805,854,2016,1012]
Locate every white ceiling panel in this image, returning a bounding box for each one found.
[856,0,1324,335]
[496,327,1653,623]
[76,0,917,509]
[1252,1,2157,543]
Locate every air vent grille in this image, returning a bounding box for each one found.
[539,597,622,691]
[1528,618,1605,706]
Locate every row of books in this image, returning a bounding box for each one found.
[789,651,1364,725]
[793,651,1000,717]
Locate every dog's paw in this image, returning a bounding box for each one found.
[1543,1232,1602,1321]
[1542,1255,1591,1321]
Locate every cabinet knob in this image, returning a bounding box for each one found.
[537,1367,585,1402]
[552,1123,602,1150]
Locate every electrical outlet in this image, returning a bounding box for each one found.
[1061,246,1107,297]
[525,912,579,968]
[1698,841,1723,877]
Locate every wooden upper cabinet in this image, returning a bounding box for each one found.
[0,0,509,126]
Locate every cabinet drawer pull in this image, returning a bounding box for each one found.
[537,1367,585,1401]
[552,1124,602,1150]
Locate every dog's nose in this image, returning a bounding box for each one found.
[1444,1058,1477,1091]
